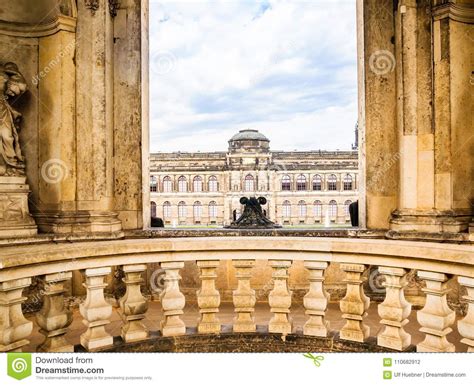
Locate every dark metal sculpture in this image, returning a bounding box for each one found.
[225,196,281,229]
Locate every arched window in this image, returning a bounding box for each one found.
[208,176,218,192]
[344,200,352,217]
[312,175,322,191]
[163,176,172,192]
[298,200,307,217]
[281,175,291,191]
[296,174,307,191]
[178,176,187,192]
[313,200,322,218]
[163,201,171,218]
[209,201,218,218]
[150,201,157,217]
[244,174,255,192]
[329,200,338,219]
[193,176,203,192]
[150,176,157,192]
[178,201,187,219]
[193,201,202,222]
[328,174,337,191]
[282,200,291,217]
[343,174,353,190]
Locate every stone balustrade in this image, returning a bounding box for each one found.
[0,236,472,352]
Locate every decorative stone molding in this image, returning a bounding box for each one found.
[268,260,293,334]
[160,262,186,336]
[109,0,121,18]
[119,264,149,343]
[197,261,221,334]
[433,2,474,24]
[80,267,113,351]
[303,261,329,337]
[232,260,256,333]
[457,276,474,352]
[85,0,100,15]
[377,267,411,351]
[416,271,455,352]
[36,273,73,352]
[0,278,32,352]
[340,264,370,342]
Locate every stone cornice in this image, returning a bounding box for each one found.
[433,2,474,24]
[0,15,76,37]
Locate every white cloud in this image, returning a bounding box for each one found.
[149,0,357,152]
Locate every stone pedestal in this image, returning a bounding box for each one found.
[0,176,37,238]
[268,260,293,335]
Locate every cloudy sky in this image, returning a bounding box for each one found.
[149,0,357,152]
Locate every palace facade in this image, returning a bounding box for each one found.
[150,129,359,226]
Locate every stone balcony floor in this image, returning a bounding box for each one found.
[25,301,466,352]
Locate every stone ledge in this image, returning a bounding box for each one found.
[79,327,415,353]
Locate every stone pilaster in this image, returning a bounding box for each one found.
[268,260,292,334]
[377,267,411,351]
[0,278,32,352]
[160,261,186,337]
[232,260,256,333]
[416,271,455,352]
[457,276,474,352]
[36,272,73,352]
[197,261,221,334]
[340,263,370,342]
[119,264,148,343]
[303,261,329,337]
[80,267,113,351]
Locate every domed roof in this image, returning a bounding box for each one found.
[230,129,269,142]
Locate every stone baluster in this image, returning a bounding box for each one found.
[119,264,149,342]
[416,271,455,352]
[268,260,293,334]
[197,261,221,334]
[0,278,32,352]
[160,261,186,336]
[457,276,474,352]
[36,272,73,352]
[232,260,256,332]
[303,261,329,337]
[80,267,113,351]
[340,264,370,342]
[377,267,411,351]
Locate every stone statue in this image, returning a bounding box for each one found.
[0,62,27,176]
[225,196,281,229]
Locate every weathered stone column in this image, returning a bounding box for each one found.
[457,276,474,352]
[232,260,256,333]
[160,261,186,336]
[268,260,292,334]
[416,271,455,352]
[36,272,73,352]
[303,261,329,337]
[0,278,32,352]
[377,267,411,351]
[197,261,221,334]
[119,264,148,342]
[80,267,113,350]
[340,264,370,342]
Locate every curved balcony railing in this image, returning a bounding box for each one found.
[0,237,472,353]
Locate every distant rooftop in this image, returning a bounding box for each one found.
[229,129,269,142]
